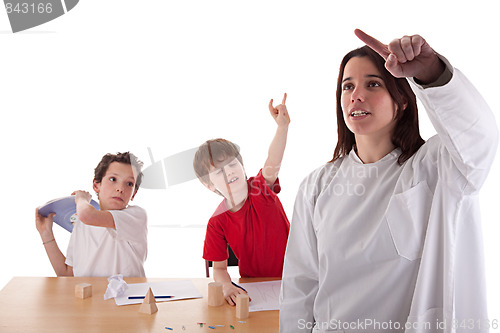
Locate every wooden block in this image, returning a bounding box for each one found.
[139,288,158,314]
[207,282,224,307]
[139,302,158,315]
[75,283,92,299]
[236,294,249,319]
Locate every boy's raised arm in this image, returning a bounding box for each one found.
[263,93,290,187]
[74,190,116,229]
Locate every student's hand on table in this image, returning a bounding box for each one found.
[72,190,92,204]
[35,207,55,240]
[354,29,445,84]
[269,93,290,128]
[222,282,249,306]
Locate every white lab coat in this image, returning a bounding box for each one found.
[279,60,498,333]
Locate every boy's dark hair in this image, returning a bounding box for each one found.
[94,152,144,193]
[193,139,243,186]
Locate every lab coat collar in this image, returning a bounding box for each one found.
[349,147,401,165]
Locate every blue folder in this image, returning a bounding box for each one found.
[38,196,100,232]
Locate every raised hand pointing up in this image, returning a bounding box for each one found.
[354,29,445,84]
[269,93,290,127]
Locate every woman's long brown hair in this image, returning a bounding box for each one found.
[330,46,425,165]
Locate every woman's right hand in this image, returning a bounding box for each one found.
[354,29,445,84]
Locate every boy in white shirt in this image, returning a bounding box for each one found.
[36,152,148,277]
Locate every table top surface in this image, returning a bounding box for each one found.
[0,276,280,333]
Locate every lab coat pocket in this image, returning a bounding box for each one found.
[386,181,433,261]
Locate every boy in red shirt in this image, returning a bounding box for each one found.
[194,94,291,305]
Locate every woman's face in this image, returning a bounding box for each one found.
[341,56,399,140]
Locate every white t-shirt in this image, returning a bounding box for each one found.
[65,205,147,277]
[279,61,498,332]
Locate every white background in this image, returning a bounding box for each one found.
[1,0,499,321]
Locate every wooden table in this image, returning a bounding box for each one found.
[0,277,280,332]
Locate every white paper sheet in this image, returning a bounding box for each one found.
[237,280,281,312]
[114,280,203,306]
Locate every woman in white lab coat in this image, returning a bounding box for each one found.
[279,30,498,333]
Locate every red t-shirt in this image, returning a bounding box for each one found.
[203,169,290,277]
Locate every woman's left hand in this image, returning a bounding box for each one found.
[354,29,445,84]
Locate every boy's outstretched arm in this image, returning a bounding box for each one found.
[73,190,115,229]
[35,208,74,276]
[263,93,290,187]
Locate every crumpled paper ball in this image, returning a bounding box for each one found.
[104,274,128,300]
